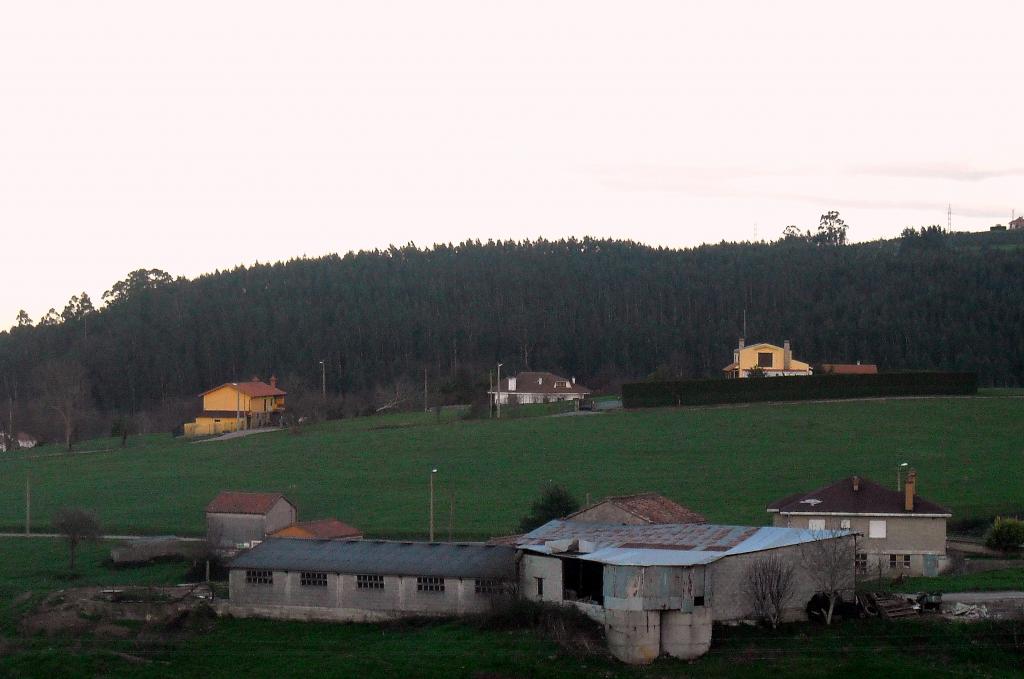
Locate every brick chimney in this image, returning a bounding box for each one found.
[783,340,792,371]
[270,375,278,389]
[852,475,860,492]
[904,469,917,511]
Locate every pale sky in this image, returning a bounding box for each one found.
[2,1,1022,325]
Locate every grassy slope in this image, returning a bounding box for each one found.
[1,396,1022,538]
[887,567,1024,594]
[3,615,1023,678]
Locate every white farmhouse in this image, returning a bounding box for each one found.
[488,371,590,406]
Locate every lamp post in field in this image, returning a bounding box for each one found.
[897,462,908,491]
[496,363,503,420]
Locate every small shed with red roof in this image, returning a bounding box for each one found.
[206,491,297,550]
[272,519,363,540]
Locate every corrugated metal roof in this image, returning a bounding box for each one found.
[518,520,848,567]
[230,538,517,579]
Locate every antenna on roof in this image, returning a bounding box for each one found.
[742,309,747,339]
[947,203,952,231]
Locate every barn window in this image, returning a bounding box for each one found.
[757,352,773,367]
[300,572,327,587]
[807,519,826,531]
[889,554,911,570]
[694,596,705,607]
[417,576,445,592]
[855,553,867,573]
[356,574,385,590]
[868,520,887,538]
[840,519,851,530]
[475,579,510,595]
[245,569,273,585]
[535,577,544,598]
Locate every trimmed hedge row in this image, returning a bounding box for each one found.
[622,372,977,409]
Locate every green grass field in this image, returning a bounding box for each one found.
[886,567,1024,594]
[3,609,1023,677]
[1,395,1023,538]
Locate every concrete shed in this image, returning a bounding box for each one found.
[206,491,297,550]
[518,520,855,664]
[225,538,517,622]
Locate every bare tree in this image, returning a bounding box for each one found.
[35,359,89,451]
[52,507,101,571]
[742,553,796,628]
[800,530,856,625]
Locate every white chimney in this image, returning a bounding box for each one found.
[783,340,792,370]
[571,377,576,385]
[507,377,516,391]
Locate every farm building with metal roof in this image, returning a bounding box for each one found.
[225,538,517,622]
[517,519,855,664]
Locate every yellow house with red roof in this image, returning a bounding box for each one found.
[183,377,286,437]
[722,339,812,378]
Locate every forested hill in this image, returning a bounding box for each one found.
[2,229,1023,426]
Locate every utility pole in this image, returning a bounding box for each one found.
[429,468,438,541]
[448,489,454,542]
[25,459,30,535]
[496,363,503,420]
[424,367,428,413]
[319,360,326,397]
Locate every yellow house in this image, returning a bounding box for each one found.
[722,339,812,378]
[183,376,286,437]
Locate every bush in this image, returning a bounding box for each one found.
[518,485,580,533]
[985,517,1024,553]
[622,372,977,409]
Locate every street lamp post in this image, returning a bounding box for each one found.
[319,360,326,397]
[897,462,909,491]
[496,363,503,420]
[429,468,438,542]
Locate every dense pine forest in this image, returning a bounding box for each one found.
[2,227,1023,443]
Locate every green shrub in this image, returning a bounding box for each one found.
[622,372,977,409]
[985,517,1024,553]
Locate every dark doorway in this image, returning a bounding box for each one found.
[562,559,604,605]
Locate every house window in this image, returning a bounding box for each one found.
[356,574,385,590]
[889,554,911,570]
[868,520,887,538]
[757,352,773,368]
[475,579,510,595]
[535,577,544,598]
[840,519,851,530]
[300,572,327,587]
[855,553,867,574]
[416,576,445,593]
[245,569,273,585]
[808,519,826,531]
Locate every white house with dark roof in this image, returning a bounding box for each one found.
[767,471,952,577]
[488,371,590,406]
